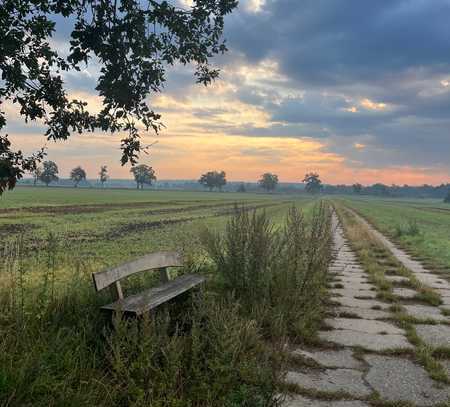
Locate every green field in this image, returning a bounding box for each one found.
[342,196,450,274]
[3,187,450,405]
[1,186,329,406]
[1,187,303,268]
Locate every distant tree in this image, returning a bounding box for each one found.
[99,165,109,187]
[39,161,59,186]
[352,183,363,194]
[444,190,450,203]
[237,183,246,193]
[199,171,227,191]
[0,0,238,194]
[258,173,279,192]
[371,183,389,196]
[131,165,156,189]
[70,166,87,187]
[303,172,322,194]
[33,166,42,186]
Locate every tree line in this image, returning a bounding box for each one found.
[197,171,323,193]
[325,182,450,202]
[29,161,325,194]
[32,161,156,189]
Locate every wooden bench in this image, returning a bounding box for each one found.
[92,251,205,316]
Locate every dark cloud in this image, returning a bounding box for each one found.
[227,0,450,86]
[218,0,450,173]
[13,1,449,177]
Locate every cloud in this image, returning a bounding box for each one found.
[5,0,450,185]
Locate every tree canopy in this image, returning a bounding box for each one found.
[131,164,156,189]
[444,190,450,204]
[198,171,227,191]
[39,160,59,186]
[70,166,87,187]
[258,173,278,192]
[0,0,238,194]
[99,165,108,186]
[303,172,322,194]
[352,183,363,194]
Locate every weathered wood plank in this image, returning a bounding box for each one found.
[159,267,169,283]
[92,251,183,291]
[100,274,205,315]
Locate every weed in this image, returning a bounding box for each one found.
[201,204,332,342]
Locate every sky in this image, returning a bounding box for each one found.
[6,0,450,185]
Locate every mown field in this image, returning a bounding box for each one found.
[342,196,450,277]
[0,186,331,406]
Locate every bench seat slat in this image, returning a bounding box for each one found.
[93,251,183,291]
[100,274,205,315]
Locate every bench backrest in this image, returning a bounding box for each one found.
[92,251,183,299]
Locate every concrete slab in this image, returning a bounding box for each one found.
[335,297,389,310]
[330,289,377,299]
[403,304,448,322]
[332,306,391,320]
[281,395,369,407]
[392,287,418,299]
[285,369,371,398]
[364,355,450,406]
[319,330,413,352]
[291,348,364,370]
[324,318,404,335]
[385,275,410,284]
[415,324,450,348]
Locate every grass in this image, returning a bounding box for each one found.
[0,186,304,270]
[0,187,330,406]
[341,196,450,278]
[0,185,281,208]
[335,203,450,384]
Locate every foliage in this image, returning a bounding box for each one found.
[323,182,450,199]
[0,0,238,194]
[201,203,332,340]
[0,137,45,192]
[303,172,322,194]
[394,219,420,238]
[108,297,278,407]
[0,204,291,406]
[198,170,227,191]
[352,183,363,194]
[237,183,246,193]
[130,164,156,189]
[99,165,108,186]
[444,190,450,203]
[38,160,59,186]
[258,173,278,192]
[70,166,87,187]
[33,166,42,186]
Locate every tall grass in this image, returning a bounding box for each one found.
[0,203,332,405]
[201,203,332,342]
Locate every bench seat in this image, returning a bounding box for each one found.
[101,274,205,315]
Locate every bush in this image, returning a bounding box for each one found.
[394,219,420,238]
[1,204,332,405]
[201,203,332,342]
[444,190,450,203]
[108,295,279,407]
[0,236,281,406]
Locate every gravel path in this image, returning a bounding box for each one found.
[282,212,450,406]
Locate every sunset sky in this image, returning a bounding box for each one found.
[6,0,450,185]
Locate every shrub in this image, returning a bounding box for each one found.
[0,235,281,406]
[108,295,279,407]
[406,219,420,236]
[394,219,420,238]
[444,190,450,203]
[201,203,332,342]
